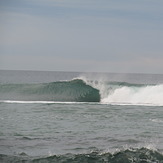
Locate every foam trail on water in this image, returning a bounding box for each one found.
[0,100,83,104]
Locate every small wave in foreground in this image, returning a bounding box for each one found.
[0,148,163,163]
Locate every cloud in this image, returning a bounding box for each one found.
[0,0,163,73]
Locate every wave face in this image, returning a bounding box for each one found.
[0,148,163,163]
[0,79,100,102]
[79,77,163,106]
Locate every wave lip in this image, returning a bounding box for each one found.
[0,79,100,102]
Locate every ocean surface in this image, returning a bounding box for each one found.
[0,70,163,163]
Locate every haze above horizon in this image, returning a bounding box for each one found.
[1,0,163,74]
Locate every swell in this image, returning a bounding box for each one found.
[0,148,163,163]
[0,79,100,102]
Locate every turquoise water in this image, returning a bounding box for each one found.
[0,70,163,163]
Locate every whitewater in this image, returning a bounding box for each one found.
[73,76,163,106]
[102,84,163,106]
[0,70,163,163]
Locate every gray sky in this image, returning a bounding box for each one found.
[1,0,163,73]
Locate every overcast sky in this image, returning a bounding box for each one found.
[0,0,163,73]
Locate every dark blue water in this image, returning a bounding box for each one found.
[0,70,163,163]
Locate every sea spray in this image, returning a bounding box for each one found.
[101,84,163,106]
[76,76,163,106]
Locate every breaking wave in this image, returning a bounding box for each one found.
[79,76,163,106]
[0,77,163,106]
[101,83,163,106]
[0,148,163,163]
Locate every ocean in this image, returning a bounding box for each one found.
[0,70,163,163]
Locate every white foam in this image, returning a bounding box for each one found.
[150,119,163,123]
[101,84,163,106]
[77,76,163,106]
[0,100,85,104]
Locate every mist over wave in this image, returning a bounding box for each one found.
[102,84,163,106]
[78,76,163,106]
